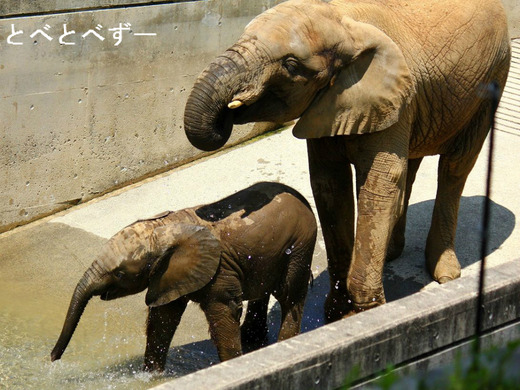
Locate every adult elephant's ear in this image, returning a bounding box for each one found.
[146,224,221,307]
[293,17,413,139]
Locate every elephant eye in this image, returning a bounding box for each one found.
[283,58,300,76]
[115,270,125,280]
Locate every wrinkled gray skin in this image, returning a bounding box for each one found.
[51,182,317,371]
[184,0,511,321]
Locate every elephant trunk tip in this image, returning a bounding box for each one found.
[50,346,64,362]
[184,105,234,152]
[184,71,236,152]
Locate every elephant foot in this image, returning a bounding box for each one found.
[324,285,354,323]
[426,248,461,283]
[340,298,385,318]
[438,276,453,284]
[143,358,166,373]
[346,282,386,314]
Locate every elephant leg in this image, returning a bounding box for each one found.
[275,238,314,340]
[202,298,243,361]
[347,126,409,312]
[426,104,493,283]
[241,296,269,351]
[144,298,188,372]
[386,158,423,262]
[277,296,306,341]
[307,137,355,323]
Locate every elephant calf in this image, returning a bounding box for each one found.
[51,181,317,372]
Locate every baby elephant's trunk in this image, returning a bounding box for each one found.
[51,265,105,361]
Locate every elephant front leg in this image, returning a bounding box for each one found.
[348,132,408,312]
[202,298,243,361]
[307,138,355,323]
[144,298,187,372]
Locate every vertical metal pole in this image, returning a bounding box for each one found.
[473,81,500,366]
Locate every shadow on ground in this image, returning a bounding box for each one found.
[384,195,514,301]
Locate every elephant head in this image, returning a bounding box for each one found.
[50,222,221,361]
[184,0,413,151]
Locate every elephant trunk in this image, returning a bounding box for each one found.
[50,261,107,361]
[184,50,246,151]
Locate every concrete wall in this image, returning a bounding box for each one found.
[504,0,520,38]
[0,0,284,233]
[0,1,189,17]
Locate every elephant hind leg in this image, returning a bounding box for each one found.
[241,296,269,352]
[386,158,423,262]
[275,239,314,341]
[426,105,494,283]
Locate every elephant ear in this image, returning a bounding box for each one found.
[293,17,413,139]
[146,224,221,307]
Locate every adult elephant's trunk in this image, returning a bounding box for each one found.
[184,50,246,151]
[50,261,107,361]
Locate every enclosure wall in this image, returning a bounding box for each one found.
[0,0,284,233]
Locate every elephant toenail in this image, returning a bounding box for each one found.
[438,276,452,284]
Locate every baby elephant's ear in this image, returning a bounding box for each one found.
[146,224,221,307]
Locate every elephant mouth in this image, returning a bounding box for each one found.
[231,91,289,124]
[100,290,117,301]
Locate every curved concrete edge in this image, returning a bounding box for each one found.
[151,260,520,390]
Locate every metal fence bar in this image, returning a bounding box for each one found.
[473,80,501,367]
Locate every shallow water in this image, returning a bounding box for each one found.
[1,278,151,389]
[0,275,222,389]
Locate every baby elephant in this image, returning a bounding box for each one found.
[51,182,317,371]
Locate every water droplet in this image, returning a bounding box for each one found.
[315,377,320,384]
[372,298,376,302]
[78,99,82,104]
[374,353,380,362]
[30,105,34,110]
[25,181,30,186]
[247,255,252,259]
[488,312,493,320]
[285,248,292,255]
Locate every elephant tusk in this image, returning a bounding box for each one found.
[228,100,244,109]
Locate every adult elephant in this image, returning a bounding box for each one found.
[184,0,510,321]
